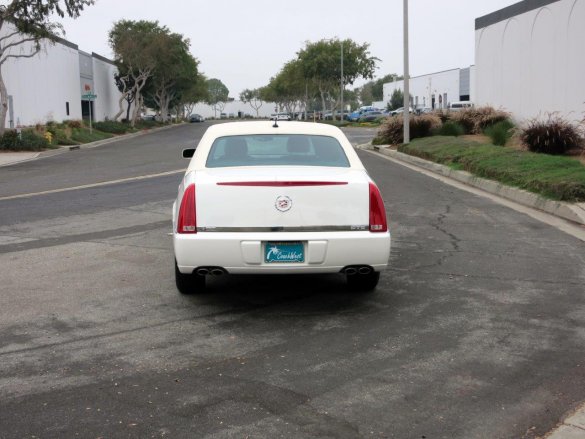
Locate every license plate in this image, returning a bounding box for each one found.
[264,242,304,263]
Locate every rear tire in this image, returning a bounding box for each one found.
[347,271,380,292]
[175,261,205,294]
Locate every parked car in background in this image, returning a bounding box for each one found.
[348,111,362,121]
[349,106,379,122]
[173,121,391,293]
[448,101,474,111]
[390,107,414,116]
[415,107,433,115]
[189,114,205,123]
[358,111,384,122]
[141,114,156,121]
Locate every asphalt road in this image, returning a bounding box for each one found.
[0,122,584,438]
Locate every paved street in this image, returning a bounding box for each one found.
[0,123,584,438]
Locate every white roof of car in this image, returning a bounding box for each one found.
[202,121,343,137]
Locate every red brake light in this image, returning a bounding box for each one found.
[369,182,388,233]
[177,183,197,234]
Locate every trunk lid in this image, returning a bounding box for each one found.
[195,167,369,230]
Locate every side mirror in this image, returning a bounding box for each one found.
[182,148,195,159]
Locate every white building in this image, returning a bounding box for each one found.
[190,100,278,119]
[1,25,122,128]
[475,0,585,121]
[379,67,475,111]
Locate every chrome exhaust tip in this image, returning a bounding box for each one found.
[196,268,209,276]
[345,267,358,276]
[358,266,372,275]
[210,268,224,276]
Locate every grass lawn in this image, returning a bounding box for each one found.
[398,136,585,202]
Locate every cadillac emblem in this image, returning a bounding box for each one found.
[275,195,292,212]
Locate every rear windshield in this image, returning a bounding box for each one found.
[206,134,350,168]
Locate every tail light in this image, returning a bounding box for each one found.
[369,182,388,233]
[177,183,197,233]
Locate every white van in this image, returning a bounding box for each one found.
[449,101,474,111]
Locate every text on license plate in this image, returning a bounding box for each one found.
[264,242,304,263]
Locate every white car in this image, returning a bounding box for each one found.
[173,121,391,293]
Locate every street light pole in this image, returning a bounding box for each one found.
[340,39,344,122]
[403,0,410,144]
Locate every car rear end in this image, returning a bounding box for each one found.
[173,122,390,291]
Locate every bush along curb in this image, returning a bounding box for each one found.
[369,144,585,226]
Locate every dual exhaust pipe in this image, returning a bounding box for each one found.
[343,265,373,276]
[195,267,227,276]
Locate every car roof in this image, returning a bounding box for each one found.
[201,121,344,137]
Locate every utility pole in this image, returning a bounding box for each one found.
[403,0,410,144]
[340,39,344,122]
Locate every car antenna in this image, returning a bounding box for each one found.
[272,107,279,128]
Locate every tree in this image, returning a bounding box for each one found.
[205,78,228,118]
[113,73,135,121]
[109,20,166,126]
[389,89,404,111]
[297,38,378,114]
[180,72,208,119]
[357,74,402,106]
[143,31,200,123]
[240,88,263,118]
[0,0,94,134]
[261,60,307,116]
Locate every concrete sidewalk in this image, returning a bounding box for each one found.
[0,151,41,167]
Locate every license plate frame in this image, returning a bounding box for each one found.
[264,241,305,263]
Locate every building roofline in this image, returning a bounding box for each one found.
[54,36,78,50]
[92,51,116,66]
[476,0,561,29]
[384,67,463,85]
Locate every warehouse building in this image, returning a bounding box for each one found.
[475,0,585,120]
[379,67,475,111]
[1,25,122,128]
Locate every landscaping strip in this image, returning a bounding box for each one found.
[398,136,585,202]
[367,142,585,226]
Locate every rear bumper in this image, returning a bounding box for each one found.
[174,231,391,274]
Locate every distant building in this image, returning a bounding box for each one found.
[475,0,585,120]
[190,100,281,119]
[1,24,123,128]
[379,67,475,111]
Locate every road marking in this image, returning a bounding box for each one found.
[0,169,186,201]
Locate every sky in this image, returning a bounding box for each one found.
[58,0,520,98]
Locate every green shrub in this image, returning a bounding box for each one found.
[439,121,465,137]
[93,120,130,134]
[0,130,21,149]
[0,129,49,151]
[374,114,442,144]
[449,106,509,134]
[19,129,49,150]
[484,119,515,146]
[135,120,159,129]
[521,116,583,155]
[54,128,77,145]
